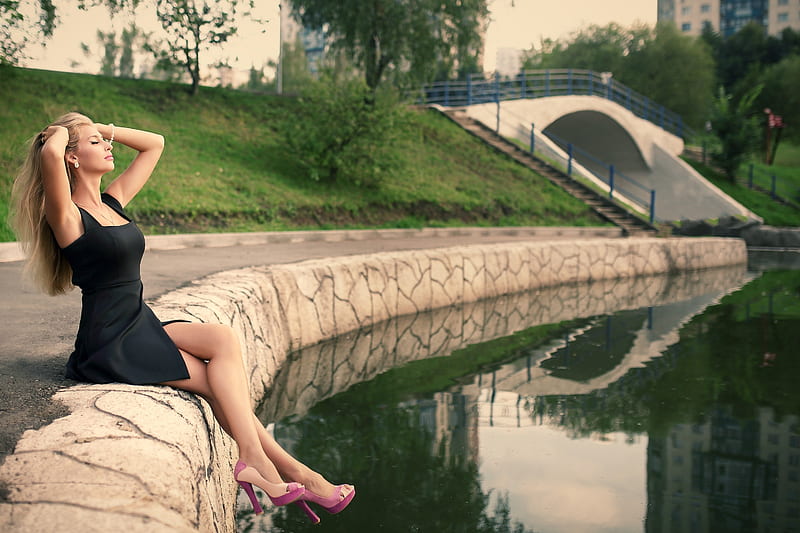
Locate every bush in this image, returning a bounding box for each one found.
[279,77,407,187]
[709,85,762,181]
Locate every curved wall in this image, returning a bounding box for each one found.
[0,237,746,532]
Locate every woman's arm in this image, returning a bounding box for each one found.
[101,123,165,207]
[40,126,82,247]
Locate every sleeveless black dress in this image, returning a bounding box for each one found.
[62,193,190,384]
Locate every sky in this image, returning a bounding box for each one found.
[21,1,657,82]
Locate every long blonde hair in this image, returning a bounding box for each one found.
[10,112,94,295]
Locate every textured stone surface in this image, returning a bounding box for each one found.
[0,237,747,532]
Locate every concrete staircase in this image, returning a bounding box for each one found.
[441,108,658,237]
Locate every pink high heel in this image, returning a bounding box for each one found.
[234,460,305,514]
[300,484,356,515]
[294,500,322,524]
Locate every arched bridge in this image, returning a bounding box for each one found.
[421,70,758,222]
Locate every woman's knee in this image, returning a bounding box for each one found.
[209,323,240,351]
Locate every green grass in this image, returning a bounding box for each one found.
[0,66,607,241]
[683,154,800,227]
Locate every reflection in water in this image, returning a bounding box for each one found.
[240,265,800,532]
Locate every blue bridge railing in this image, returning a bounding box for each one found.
[542,130,656,223]
[419,69,686,139]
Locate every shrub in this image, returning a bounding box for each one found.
[279,77,406,187]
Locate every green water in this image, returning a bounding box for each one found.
[241,254,800,532]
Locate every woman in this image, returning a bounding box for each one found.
[10,112,354,523]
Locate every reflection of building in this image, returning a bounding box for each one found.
[403,392,480,464]
[646,406,800,532]
[658,0,800,36]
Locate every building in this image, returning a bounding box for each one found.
[280,2,327,76]
[657,0,800,36]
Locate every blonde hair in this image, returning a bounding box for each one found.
[10,112,94,295]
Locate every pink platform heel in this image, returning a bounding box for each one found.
[294,500,322,524]
[294,484,355,523]
[234,460,305,514]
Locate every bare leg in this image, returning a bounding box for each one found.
[161,322,291,498]
[208,403,353,501]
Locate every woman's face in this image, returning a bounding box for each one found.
[69,125,114,174]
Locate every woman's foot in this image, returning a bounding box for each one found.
[292,470,355,514]
[302,483,356,514]
[235,460,305,508]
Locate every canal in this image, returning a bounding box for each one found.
[239,251,800,532]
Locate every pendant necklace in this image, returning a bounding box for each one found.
[77,203,116,225]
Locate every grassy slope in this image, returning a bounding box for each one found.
[683,142,800,227]
[0,67,607,241]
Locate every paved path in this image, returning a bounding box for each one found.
[0,226,621,462]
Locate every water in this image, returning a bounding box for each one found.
[239,251,800,532]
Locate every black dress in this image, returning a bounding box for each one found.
[62,193,190,384]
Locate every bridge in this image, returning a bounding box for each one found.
[420,70,759,223]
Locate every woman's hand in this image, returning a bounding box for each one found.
[40,125,68,147]
[94,123,114,143]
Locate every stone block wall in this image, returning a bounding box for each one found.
[0,237,746,532]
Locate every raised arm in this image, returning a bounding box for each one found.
[100,123,165,207]
[40,126,82,248]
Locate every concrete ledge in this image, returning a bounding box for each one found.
[0,237,747,532]
[0,226,623,263]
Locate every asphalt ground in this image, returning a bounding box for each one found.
[0,227,620,462]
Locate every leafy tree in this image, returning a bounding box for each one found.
[522,22,648,74]
[757,54,800,142]
[715,22,768,94]
[620,22,715,128]
[150,0,256,95]
[278,76,406,186]
[1,0,56,65]
[278,34,313,95]
[289,0,489,91]
[95,30,120,76]
[521,22,714,128]
[82,21,151,78]
[118,23,148,77]
[239,64,272,92]
[709,85,763,181]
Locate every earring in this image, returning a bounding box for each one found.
[74,161,79,169]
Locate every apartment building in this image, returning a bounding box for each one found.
[658,0,800,36]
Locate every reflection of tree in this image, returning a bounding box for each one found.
[262,404,535,532]
[532,270,800,439]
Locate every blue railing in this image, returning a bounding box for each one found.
[471,100,658,223]
[419,69,686,138]
[542,130,656,223]
[746,164,800,207]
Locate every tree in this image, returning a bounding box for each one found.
[757,55,800,142]
[620,22,715,128]
[521,22,715,128]
[278,76,406,186]
[289,0,489,91]
[522,22,650,74]
[82,21,151,78]
[278,34,313,95]
[150,0,256,95]
[1,0,57,65]
[95,30,120,76]
[715,22,768,94]
[709,85,763,181]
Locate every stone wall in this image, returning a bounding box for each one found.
[0,237,746,532]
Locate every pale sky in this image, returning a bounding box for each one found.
[22,1,657,81]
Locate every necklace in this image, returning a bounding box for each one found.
[76,203,116,225]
